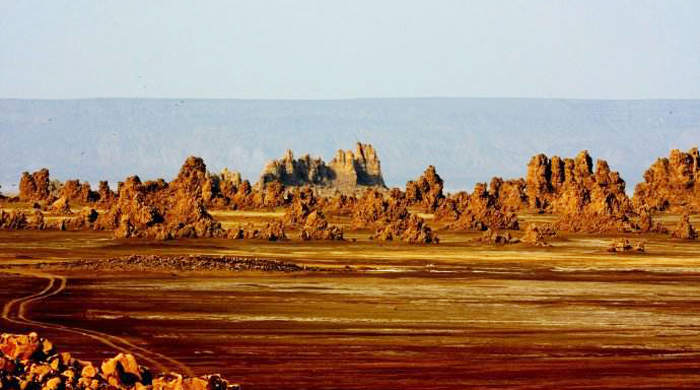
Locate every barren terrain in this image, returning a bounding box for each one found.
[2,210,700,389]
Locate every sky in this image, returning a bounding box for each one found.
[1,0,699,100]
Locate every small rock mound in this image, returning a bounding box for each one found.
[229,222,288,241]
[607,239,646,253]
[477,229,519,244]
[372,214,438,244]
[521,223,559,247]
[299,211,344,241]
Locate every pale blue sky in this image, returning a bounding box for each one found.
[1,0,699,99]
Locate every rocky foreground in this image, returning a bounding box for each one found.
[0,333,240,390]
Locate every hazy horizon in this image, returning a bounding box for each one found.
[1,97,697,195]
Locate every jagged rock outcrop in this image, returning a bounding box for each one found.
[352,189,410,229]
[634,147,700,213]
[0,332,240,390]
[525,151,632,215]
[60,180,99,204]
[96,181,117,207]
[282,188,343,240]
[519,151,658,233]
[490,178,528,212]
[320,194,358,216]
[258,143,386,192]
[19,169,54,202]
[671,214,698,239]
[442,183,520,231]
[354,189,438,244]
[96,157,227,240]
[405,166,444,212]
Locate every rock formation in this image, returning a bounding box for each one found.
[283,188,343,240]
[520,223,559,247]
[258,143,386,192]
[299,211,344,241]
[0,209,29,230]
[518,150,659,233]
[352,189,410,229]
[489,177,528,212]
[60,180,99,204]
[525,151,632,214]
[96,157,227,240]
[97,181,118,207]
[320,194,358,216]
[0,207,98,232]
[634,147,700,212]
[405,166,444,212]
[0,332,240,390]
[671,214,698,239]
[354,189,438,244]
[19,169,54,202]
[441,183,520,231]
[50,197,72,215]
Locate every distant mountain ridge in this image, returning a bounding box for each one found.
[0,98,698,194]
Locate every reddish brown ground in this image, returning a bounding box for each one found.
[1,213,700,389]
